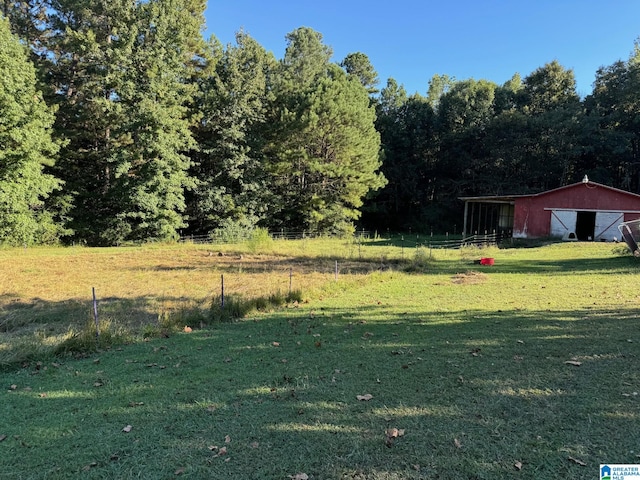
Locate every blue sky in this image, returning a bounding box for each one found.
[203,1,640,98]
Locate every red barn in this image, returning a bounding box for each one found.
[460,177,640,241]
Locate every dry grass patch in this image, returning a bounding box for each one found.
[450,270,489,285]
[0,242,403,365]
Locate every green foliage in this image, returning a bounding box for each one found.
[268,30,385,234]
[426,73,455,109]
[37,0,204,245]
[210,217,257,243]
[340,51,379,94]
[404,245,434,272]
[366,91,439,231]
[54,319,130,355]
[209,289,303,322]
[370,60,591,232]
[585,45,640,191]
[245,227,273,253]
[0,16,64,245]
[188,31,276,234]
[6,1,640,242]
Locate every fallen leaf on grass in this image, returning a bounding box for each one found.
[9,385,17,391]
[385,428,405,447]
[209,445,227,457]
[564,361,582,367]
[568,456,586,466]
[94,382,103,387]
[454,438,462,449]
[289,474,309,480]
[0,435,7,442]
[82,462,98,471]
[122,425,133,433]
[386,428,405,438]
[514,461,523,470]
[128,402,144,407]
[174,467,185,475]
[272,342,280,347]
[356,394,373,401]
[225,435,231,443]
[250,441,259,449]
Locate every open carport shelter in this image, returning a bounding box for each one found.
[460,178,640,241]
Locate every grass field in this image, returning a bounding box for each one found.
[1,238,639,479]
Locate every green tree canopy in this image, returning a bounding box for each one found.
[39,0,206,245]
[268,27,385,235]
[188,31,277,234]
[340,52,379,94]
[0,15,63,245]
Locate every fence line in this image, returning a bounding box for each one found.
[178,230,502,249]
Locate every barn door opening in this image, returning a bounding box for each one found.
[575,211,596,240]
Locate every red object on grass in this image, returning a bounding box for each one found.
[480,257,494,266]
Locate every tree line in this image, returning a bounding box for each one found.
[1,1,639,245]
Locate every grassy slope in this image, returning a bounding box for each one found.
[0,241,639,479]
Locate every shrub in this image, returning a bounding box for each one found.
[246,228,273,253]
[210,218,256,243]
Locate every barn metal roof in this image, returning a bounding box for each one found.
[459,180,640,203]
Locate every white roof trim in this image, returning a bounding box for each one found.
[543,208,640,214]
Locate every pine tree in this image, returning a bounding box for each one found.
[0,15,63,245]
[268,28,385,234]
[112,0,205,242]
[41,0,205,244]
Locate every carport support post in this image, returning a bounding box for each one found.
[462,201,469,237]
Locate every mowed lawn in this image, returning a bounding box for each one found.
[1,240,639,479]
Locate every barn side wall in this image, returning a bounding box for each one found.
[513,183,640,239]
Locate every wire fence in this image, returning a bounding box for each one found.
[178,230,504,249]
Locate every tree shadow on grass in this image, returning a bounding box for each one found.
[228,304,639,478]
[3,303,637,478]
